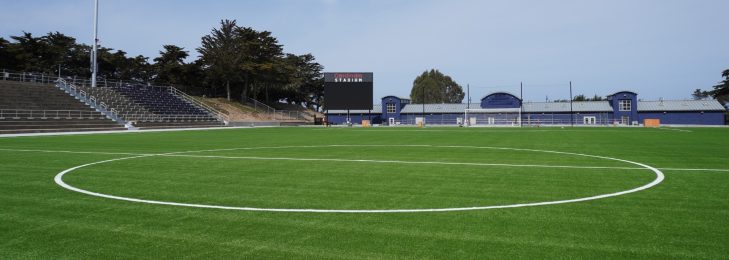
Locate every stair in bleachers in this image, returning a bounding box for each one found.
[0,80,125,134]
[72,83,155,122]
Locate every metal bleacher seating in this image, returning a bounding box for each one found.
[0,80,125,134]
[108,83,224,128]
[1,71,226,133]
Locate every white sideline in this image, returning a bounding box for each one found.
[48,145,669,213]
[0,126,267,138]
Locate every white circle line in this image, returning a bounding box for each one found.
[54,145,665,213]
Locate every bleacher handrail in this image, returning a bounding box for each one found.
[55,78,127,125]
[0,109,104,119]
[168,86,229,123]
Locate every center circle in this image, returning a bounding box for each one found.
[54,145,664,213]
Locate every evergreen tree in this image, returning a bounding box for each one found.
[410,69,464,103]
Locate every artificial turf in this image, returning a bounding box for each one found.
[1,126,728,258]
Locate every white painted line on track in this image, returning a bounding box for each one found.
[51,145,667,213]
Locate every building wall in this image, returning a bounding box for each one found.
[523,113,614,125]
[400,113,464,125]
[398,112,615,125]
[327,111,724,126]
[327,113,382,124]
[325,92,726,126]
[609,91,638,124]
[381,96,404,124]
[638,112,725,125]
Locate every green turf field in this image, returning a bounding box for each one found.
[1,127,728,258]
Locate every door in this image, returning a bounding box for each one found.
[583,116,596,125]
[488,117,495,125]
[388,117,395,125]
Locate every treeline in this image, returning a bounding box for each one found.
[0,20,324,110]
[693,69,729,104]
[551,94,605,102]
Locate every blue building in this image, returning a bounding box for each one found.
[326,91,727,126]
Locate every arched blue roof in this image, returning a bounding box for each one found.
[480,92,522,109]
[480,92,521,101]
[610,90,638,96]
[381,95,410,100]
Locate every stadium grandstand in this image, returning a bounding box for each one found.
[326,91,728,126]
[1,71,227,133]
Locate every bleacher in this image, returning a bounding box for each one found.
[0,81,125,134]
[109,84,224,129]
[1,71,227,133]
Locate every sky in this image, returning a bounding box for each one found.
[1,0,728,102]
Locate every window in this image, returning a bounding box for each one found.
[386,103,396,113]
[619,99,631,111]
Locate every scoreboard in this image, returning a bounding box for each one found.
[324,72,373,110]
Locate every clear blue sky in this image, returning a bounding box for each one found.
[2,0,727,102]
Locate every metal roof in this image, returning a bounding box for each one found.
[523,101,613,112]
[400,103,481,113]
[327,104,382,114]
[638,100,726,111]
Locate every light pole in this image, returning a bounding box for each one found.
[91,0,99,88]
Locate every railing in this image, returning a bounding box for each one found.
[168,86,229,123]
[272,110,307,121]
[55,78,127,125]
[243,97,307,121]
[1,70,60,85]
[0,69,146,89]
[0,109,103,119]
[118,113,221,122]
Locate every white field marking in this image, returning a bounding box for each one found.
[53,145,666,213]
[2,146,726,172]
[660,167,729,172]
[0,126,267,138]
[158,154,645,171]
[0,148,147,156]
[313,128,677,133]
[657,127,693,133]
